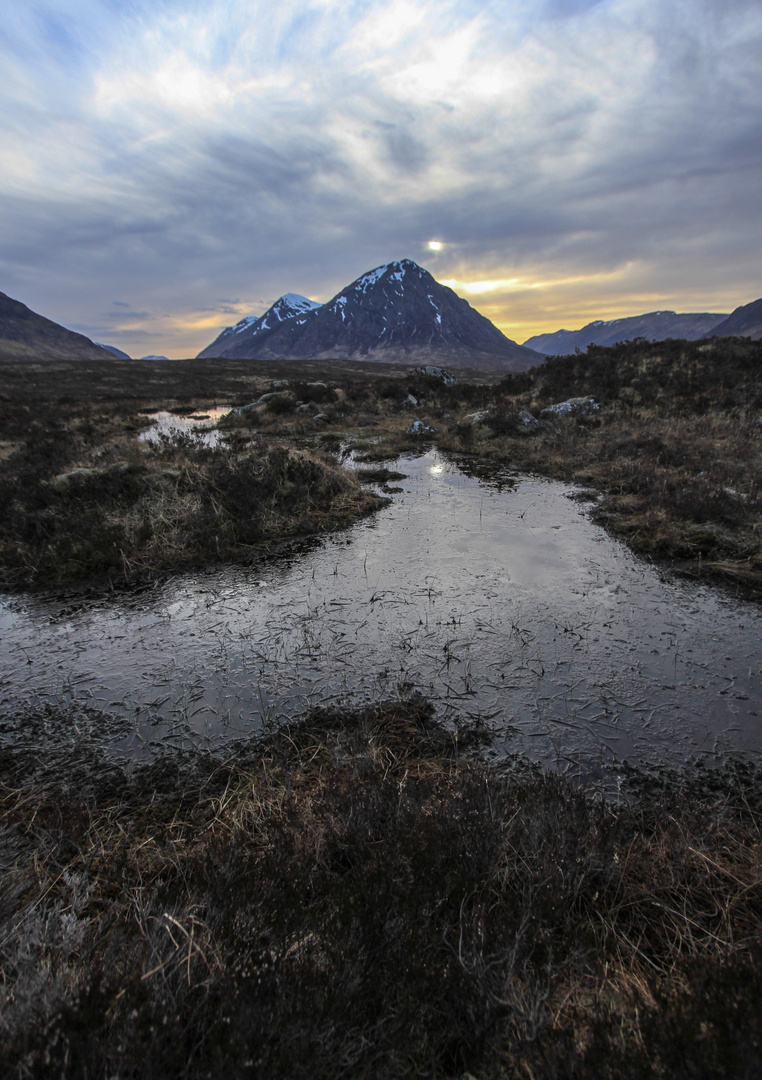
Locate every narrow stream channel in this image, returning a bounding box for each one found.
[1,450,759,772]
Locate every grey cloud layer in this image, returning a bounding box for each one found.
[0,0,760,353]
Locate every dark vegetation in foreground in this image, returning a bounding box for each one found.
[0,334,760,594]
[1,697,761,1078]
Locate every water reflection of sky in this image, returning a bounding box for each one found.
[0,451,759,775]
[137,407,232,448]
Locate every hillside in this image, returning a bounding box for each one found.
[0,292,113,362]
[705,297,762,341]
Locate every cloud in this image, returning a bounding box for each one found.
[0,0,760,354]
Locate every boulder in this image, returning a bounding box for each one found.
[237,401,267,416]
[539,396,599,420]
[412,365,456,386]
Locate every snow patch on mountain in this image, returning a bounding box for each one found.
[234,315,260,335]
[358,266,386,291]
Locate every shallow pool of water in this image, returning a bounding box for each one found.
[1,450,759,772]
[138,407,232,447]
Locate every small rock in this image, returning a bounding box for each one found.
[406,418,437,435]
[539,396,599,420]
[270,379,291,389]
[518,408,539,429]
[403,393,419,408]
[461,410,491,428]
[313,413,329,423]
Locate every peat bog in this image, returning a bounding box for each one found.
[1,340,761,1076]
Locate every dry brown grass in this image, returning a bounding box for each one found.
[1,698,761,1078]
[0,422,387,588]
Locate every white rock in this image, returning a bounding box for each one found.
[462,410,491,427]
[406,418,437,435]
[539,396,599,419]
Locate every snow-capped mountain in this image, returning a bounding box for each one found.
[197,293,322,359]
[524,310,728,356]
[197,261,541,371]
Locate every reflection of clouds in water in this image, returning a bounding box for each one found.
[0,451,759,774]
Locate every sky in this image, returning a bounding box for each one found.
[1,0,761,358]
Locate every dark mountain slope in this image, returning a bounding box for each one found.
[704,297,762,341]
[95,342,131,359]
[524,310,728,355]
[0,292,113,362]
[199,261,541,372]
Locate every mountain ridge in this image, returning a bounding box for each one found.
[524,310,729,355]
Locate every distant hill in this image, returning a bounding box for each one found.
[524,310,728,356]
[95,342,131,359]
[198,261,541,372]
[703,297,762,341]
[0,291,114,362]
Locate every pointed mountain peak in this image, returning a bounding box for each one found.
[352,259,426,293]
[273,294,322,315]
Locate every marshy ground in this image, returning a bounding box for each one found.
[1,340,761,1076]
[0,334,760,595]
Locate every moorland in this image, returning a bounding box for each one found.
[1,337,761,1077]
[0,335,760,595]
